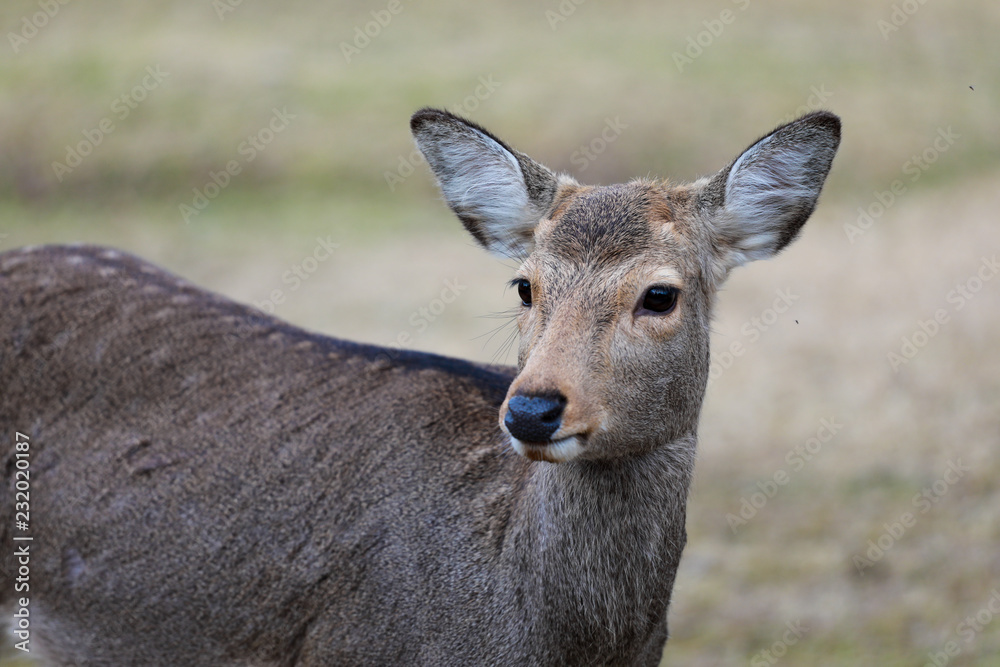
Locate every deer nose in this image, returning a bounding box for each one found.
[504,393,566,443]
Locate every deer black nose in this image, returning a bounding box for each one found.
[504,393,566,443]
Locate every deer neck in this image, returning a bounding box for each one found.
[501,436,695,643]
[528,435,695,554]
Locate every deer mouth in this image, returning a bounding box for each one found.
[508,434,585,463]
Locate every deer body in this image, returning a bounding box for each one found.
[1,109,839,665]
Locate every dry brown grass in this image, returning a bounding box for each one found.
[669,172,1000,665]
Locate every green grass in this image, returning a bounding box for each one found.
[0,0,997,209]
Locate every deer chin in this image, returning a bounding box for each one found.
[509,434,584,463]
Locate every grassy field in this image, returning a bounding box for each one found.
[2,1,999,665]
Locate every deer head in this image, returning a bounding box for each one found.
[412,108,840,463]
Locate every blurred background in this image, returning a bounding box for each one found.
[1,1,998,665]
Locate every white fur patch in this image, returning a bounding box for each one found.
[509,435,584,463]
[721,133,818,264]
[434,128,534,257]
[705,123,835,280]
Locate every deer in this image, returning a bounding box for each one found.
[1,107,839,666]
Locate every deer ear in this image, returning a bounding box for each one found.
[411,108,561,258]
[698,111,841,279]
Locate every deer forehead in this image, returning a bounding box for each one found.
[527,181,691,293]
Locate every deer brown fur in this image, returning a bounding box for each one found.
[1,108,839,665]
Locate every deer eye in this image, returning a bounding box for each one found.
[515,279,532,306]
[640,285,679,314]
